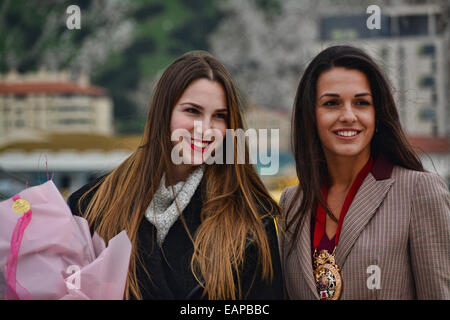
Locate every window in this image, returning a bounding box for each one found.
[58,118,90,125]
[419,108,435,120]
[420,44,435,56]
[320,15,390,40]
[57,106,90,112]
[396,15,428,36]
[15,119,25,127]
[419,76,435,88]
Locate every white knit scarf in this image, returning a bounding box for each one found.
[144,166,204,246]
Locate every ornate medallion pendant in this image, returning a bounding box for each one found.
[313,249,342,300]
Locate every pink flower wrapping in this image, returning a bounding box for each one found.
[0,180,132,300]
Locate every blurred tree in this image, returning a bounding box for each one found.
[115,0,224,132]
[209,0,319,110]
[0,0,224,134]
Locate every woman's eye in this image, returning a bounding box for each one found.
[323,100,338,107]
[355,100,371,106]
[215,113,227,119]
[186,108,200,114]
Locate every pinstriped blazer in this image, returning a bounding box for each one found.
[278,158,450,300]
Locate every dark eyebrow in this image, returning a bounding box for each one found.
[319,92,372,100]
[181,102,204,109]
[180,102,227,113]
[354,93,372,97]
[319,93,340,100]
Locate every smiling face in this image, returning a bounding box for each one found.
[315,67,375,163]
[170,78,228,168]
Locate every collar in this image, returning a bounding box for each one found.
[370,153,394,180]
[145,165,204,246]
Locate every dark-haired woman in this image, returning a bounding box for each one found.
[278,45,450,300]
[68,51,283,300]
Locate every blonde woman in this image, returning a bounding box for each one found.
[68,51,283,300]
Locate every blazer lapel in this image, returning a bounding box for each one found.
[335,172,395,267]
[292,210,320,299]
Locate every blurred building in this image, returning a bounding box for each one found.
[0,134,140,199]
[244,103,297,197]
[0,69,114,146]
[407,135,450,186]
[244,102,291,154]
[0,69,121,199]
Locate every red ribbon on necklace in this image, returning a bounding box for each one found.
[313,157,373,250]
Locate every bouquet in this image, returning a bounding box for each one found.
[0,180,132,300]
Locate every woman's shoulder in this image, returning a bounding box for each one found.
[277,185,304,228]
[280,185,300,198]
[67,175,106,216]
[392,166,449,205]
[279,185,301,209]
[411,170,449,199]
[392,166,448,190]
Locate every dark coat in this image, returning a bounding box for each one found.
[67,177,284,300]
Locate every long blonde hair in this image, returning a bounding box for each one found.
[77,51,279,299]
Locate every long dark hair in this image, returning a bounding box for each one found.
[284,45,424,254]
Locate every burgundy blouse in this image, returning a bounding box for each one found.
[312,156,374,255]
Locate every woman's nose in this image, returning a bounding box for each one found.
[203,117,212,131]
[193,118,212,137]
[339,103,357,123]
